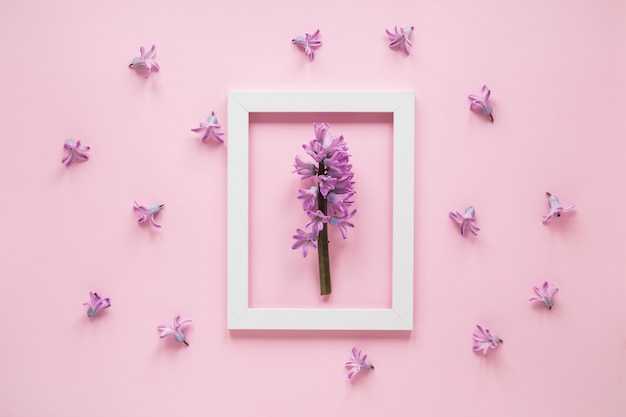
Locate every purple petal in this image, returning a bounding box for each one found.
[449,212,462,222]
[389,37,403,47]
[74,152,89,161]
[150,217,161,228]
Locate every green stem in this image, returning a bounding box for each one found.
[317,162,331,296]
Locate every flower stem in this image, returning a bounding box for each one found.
[317,162,331,295]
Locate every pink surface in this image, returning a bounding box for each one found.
[1,0,625,416]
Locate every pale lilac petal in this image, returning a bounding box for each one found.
[543,193,575,224]
[133,201,150,214]
[158,328,176,338]
[62,139,90,166]
[346,347,373,379]
[386,25,413,54]
[178,319,192,328]
[450,207,479,237]
[529,281,559,309]
[74,152,89,161]
[449,211,463,222]
[293,29,322,61]
[159,315,191,344]
[84,291,111,318]
[389,37,404,47]
[468,85,494,122]
[149,215,162,228]
[473,324,500,356]
[292,228,317,257]
[134,201,163,228]
[130,45,159,77]
[193,112,225,143]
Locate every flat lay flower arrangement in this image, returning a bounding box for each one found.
[67,28,576,374]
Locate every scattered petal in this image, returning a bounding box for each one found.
[472,324,502,357]
[385,26,414,55]
[468,85,494,122]
[129,45,159,78]
[191,111,225,143]
[542,192,575,224]
[158,315,191,346]
[449,206,480,236]
[529,281,559,309]
[292,29,322,61]
[62,139,90,166]
[134,200,164,228]
[83,291,111,318]
[345,347,374,379]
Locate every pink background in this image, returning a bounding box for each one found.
[1,0,625,416]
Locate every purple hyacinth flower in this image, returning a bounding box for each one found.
[472,324,502,357]
[129,45,160,78]
[291,228,318,257]
[449,206,480,236]
[329,209,356,239]
[303,140,326,163]
[305,210,330,236]
[158,315,191,346]
[292,29,322,61]
[83,292,111,318]
[385,26,414,55]
[468,85,494,122]
[529,281,559,309]
[345,347,374,379]
[298,186,319,211]
[191,111,225,143]
[293,155,318,179]
[542,192,575,224]
[134,200,164,228]
[324,151,352,177]
[317,175,337,198]
[333,177,356,195]
[62,139,90,166]
[326,191,354,216]
[292,122,356,296]
[314,122,330,142]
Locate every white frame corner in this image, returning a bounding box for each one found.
[227,91,414,330]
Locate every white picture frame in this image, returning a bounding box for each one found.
[227,91,415,330]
